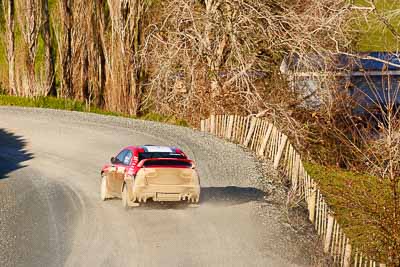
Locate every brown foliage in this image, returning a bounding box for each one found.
[145,0,354,124]
[1,0,355,120]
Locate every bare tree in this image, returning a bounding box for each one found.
[59,0,74,97]
[73,0,101,105]
[17,0,42,96]
[2,0,16,95]
[103,0,152,115]
[91,0,107,107]
[42,0,56,96]
[147,0,354,123]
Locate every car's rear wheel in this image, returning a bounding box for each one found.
[100,175,109,201]
[121,183,129,209]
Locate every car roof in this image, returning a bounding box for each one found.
[140,145,176,153]
[125,145,179,153]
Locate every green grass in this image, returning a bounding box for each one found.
[0,95,189,127]
[304,162,397,262]
[352,0,400,51]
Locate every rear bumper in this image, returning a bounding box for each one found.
[131,185,200,203]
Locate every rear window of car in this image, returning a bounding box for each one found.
[143,160,192,168]
[138,152,186,162]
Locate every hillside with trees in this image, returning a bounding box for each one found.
[0,0,361,118]
[0,0,397,119]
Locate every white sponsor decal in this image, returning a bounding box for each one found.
[145,146,173,153]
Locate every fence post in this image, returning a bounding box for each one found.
[201,120,205,132]
[292,153,300,191]
[227,115,234,140]
[211,115,216,134]
[223,115,227,137]
[239,116,246,144]
[308,188,317,223]
[268,127,278,159]
[273,134,288,169]
[231,115,237,142]
[324,214,334,253]
[343,239,352,267]
[216,115,220,136]
[244,117,257,147]
[257,123,273,156]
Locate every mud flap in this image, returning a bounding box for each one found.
[106,166,125,197]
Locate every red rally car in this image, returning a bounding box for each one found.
[100,145,201,208]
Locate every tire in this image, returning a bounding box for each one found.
[100,175,109,201]
[121,183,129,209]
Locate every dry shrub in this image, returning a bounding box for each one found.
[146,0,354,125]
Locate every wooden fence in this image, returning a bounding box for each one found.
[200,115,385,267]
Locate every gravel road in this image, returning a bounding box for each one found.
[0,107,320,267]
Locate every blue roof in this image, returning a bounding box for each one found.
[342,52,400,71]
[285,52,400,72]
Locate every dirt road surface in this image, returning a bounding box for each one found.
[0,107,319,267]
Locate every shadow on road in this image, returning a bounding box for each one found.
[0,128,33,179]
[200,186,265,205]
[128,186,266,210]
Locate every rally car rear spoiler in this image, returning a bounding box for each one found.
[137,158,194,168]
